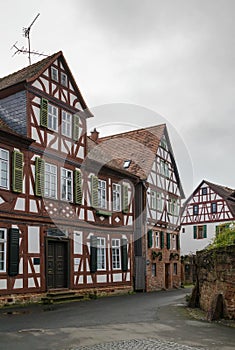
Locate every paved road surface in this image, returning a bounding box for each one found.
[0,288,234,350]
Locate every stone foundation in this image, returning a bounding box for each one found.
[192,245,235,320]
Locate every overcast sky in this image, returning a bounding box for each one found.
[1,0,235,197]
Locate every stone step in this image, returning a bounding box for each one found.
[41,291,84,304]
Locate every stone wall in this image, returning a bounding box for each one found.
[193,245,235,320]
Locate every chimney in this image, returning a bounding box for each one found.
[90,128,99,142]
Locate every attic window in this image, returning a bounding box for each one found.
[123,160,131,169]
[61,72,67,87]
[51,67,58,82]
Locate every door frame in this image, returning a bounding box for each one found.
[45,237,70,291]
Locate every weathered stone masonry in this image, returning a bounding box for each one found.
[192,245,235,320]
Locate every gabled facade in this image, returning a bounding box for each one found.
[0,52,135,302]
[181,180,235,255]
[97,125,184,291]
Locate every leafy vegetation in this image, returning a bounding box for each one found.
[208,223,235,249]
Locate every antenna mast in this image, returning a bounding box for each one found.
[23,13,40,65]
[11,13,48,64]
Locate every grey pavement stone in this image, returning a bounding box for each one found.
[75,338,205,350]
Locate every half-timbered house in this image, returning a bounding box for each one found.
[0,52,135,303]
[181,180,235,255]
[96,125,184,291]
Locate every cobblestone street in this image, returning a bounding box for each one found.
[76,338,205,350]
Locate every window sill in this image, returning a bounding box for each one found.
[96,210,112,216]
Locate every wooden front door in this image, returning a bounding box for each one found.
[46,240,68,290]
[165,263,170,289]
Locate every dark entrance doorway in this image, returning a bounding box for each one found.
[165,263,170,289]
[46,239,69,290]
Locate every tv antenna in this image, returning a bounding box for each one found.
[11,13,48,64]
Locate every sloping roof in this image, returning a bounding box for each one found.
[88,124,165,180]
[87,124,185,197]
[0,52,60,91]
[0,51,92,117]
[183,180,235,218]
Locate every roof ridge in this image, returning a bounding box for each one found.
[0,51,61,90]
[99,123,166,140]
[204,180,235,192]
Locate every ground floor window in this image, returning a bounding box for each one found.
[151,263,157,277]
[0,228,7,272]
[173,263,178,275]
[97,237,106,270]
[112,239,121,269]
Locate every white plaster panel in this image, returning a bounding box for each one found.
[87,210,94,222]
[30,200,38,213]
[79,208,85,220]
[0,197,5,204]
[34,265,40,273]
[28,226,40,253]
[87,276,92,284]
[28,262,32,274]
[97,275,107,283]
[32,105,40,124]
[15,198,25,211]
[75,101,82,110]
[78,275,84,284]
[28,278,36,288]
[126,272,130,281]
[0,280,7,289]
[78,145,85,159]
[18,258,23,274]
[74,232,83,254]
[40,77,49,93]
[37,277,41,287]
[14,279,23,289]
[43,69,49,77]
[113,273,122,282]
[31,127,41,143]
[32,96,40,104]
[32,80,43,91]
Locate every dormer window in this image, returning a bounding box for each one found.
[51,67,58,82]
[61,72,67,87]
[123,160,131,169]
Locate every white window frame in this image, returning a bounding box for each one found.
[112,183,121,211]
[45,163,57,199]
[168,197,178,216]
[171,234,177,250]
[160,160,169,178]
[155,231,160,248]
[98,179,106,209]
[150,190,157,210]
[97,237,106,270]
[61,72,68,87]
[62,110,72,137]
[51,67,58,81]
[48,104,58,132]
[0,148,9,189]
[61,168,73,201]
[112,239,121,269]
[0,228,7,272]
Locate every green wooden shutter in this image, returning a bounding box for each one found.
[122,184,129,213]
[40,98,48,127]
[193,226,197,239]
[147,230,153,248]
[203,225,207,238]
[91,175,98,208]
[121,238,128,272]
[74,169,82,205]
[12,151,23,193]
[176,234,180,250]
[167,233,171,249]
[90,236,97,273]
[35,157,45,196]
[8,228,20,276]
[73,114,80,141]
[160,231,164,249]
